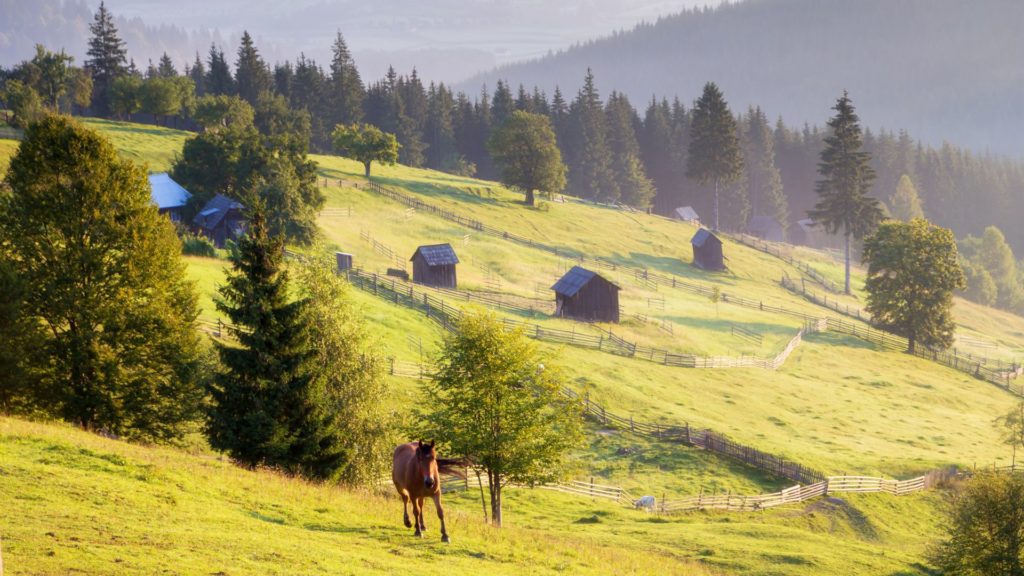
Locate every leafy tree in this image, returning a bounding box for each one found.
[960,259,998,307]
[66,67,93,112]
[487,110,567,206]
[0,259,44,414]
[809,91,884,294]
[25,44,74,110]
[3,81,45,128]
[423,311,583,527]
[889,174,925,221]
[209,208,346,478]
[294,253,392,485]
[976,227,1023,310]
[332,122,400,177]
[234,31,272,105]
[686,82,744,231]
[931,472,1024,575]
[0,116,204,441]
[863,219,965,353]
[109,75,143,120]
[995,401,1024,467]
[192,94,255,131]
[139,76,194,126]
[85,1,128,116]
[605,92,655,208]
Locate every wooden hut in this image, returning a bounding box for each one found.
[335,252,353,272]
[673,206,700,226]
[551,266,620,323]
[148,173,192,223]
[747,215,786,242]
[193,194,247,248]
[410,244,459,288]
[691,228,724,270]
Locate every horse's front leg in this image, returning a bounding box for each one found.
[412,497,423,537]
[401,493,412,528]
[433,493,449,543]
[417,497,426,531]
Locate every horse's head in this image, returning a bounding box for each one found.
[416,439,437,490]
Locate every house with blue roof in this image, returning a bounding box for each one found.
[551,266,620,323]
[148,173,192,222]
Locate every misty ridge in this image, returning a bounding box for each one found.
[464,0,1024,158]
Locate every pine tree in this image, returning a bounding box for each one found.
[686,82,743,231]
[425,83,459,172]
[605,92,655,208]
[491,80,514,128]
[205,44,234,96]
[85,1,128,116]
[809,91,884,294]
[641,98,677,214]
[189,52,207,97]
[234,31,271,105]
[566,69,618,202]
[328,31,365,126]
[744,106,789,237]
[157,53,177,78]
[890,174,925,221]
[209,208,343,477]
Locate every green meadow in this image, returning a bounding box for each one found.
[0,118,1021,574]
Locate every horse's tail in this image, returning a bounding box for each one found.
[437,458,468,478]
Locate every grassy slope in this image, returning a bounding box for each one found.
[2,118,1018,574]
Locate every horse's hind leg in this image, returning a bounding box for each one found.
[401,493,412,528]
[417,497,426,531]
[412,497,423,537]
[433,493,449,543]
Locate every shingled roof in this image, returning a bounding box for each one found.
[691,228,721,248]
[551,266,618,297]
[410,243,459,266]
[194,194,244,230]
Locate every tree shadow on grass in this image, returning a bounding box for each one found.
[803,330,879,351]
[372,175,504,209]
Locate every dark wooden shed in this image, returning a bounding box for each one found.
[410,244,459,288]
[691,228,725,270]
[193,194,247,248]
[551,266,620,323]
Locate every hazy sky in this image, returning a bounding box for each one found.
[105,0,721,82]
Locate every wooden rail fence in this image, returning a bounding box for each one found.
[732,233,843,294]
[358,180,1024,390]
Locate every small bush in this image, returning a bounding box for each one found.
[181,233,217,257]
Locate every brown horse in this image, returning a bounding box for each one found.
[392,440,451,542]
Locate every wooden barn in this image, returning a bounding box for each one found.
[691,228,725,270]
[148,173,192,222]
[410,244,459,288]
[551,266,620,323]
[194,194,247,248]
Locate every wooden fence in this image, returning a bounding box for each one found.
[358,180,1023,390]
[359,229,405,268]
[781,273,868,321]
[732,233,844,294]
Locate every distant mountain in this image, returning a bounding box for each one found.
[460,0,1024,157]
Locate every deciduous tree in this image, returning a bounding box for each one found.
[423,311,583,527]
[932,472,1024,575]
[331,122,400,177]
[0,116,204,441]
[863,219,965,353]
[487,110,566,206]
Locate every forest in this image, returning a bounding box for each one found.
[3,2,1024,314]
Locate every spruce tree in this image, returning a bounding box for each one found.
[157,53,177,78]
[686,82,743,231]
[189,52,207,97]
[205,44,235,96]
[85,1,128,116]
[328,31,365,126]
[491,80,514,128]
[744,107,789,237]
[809,91,884,294]
[890,174,925,221]
[567,69,618,202]
[209,208,340,477]
[234,31,272,105]
[425,83,459,171]
[641,98,677,214]
[605,92,655,208]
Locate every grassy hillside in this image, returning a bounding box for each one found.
[4,118,1023,575]
[1,417,954,576]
